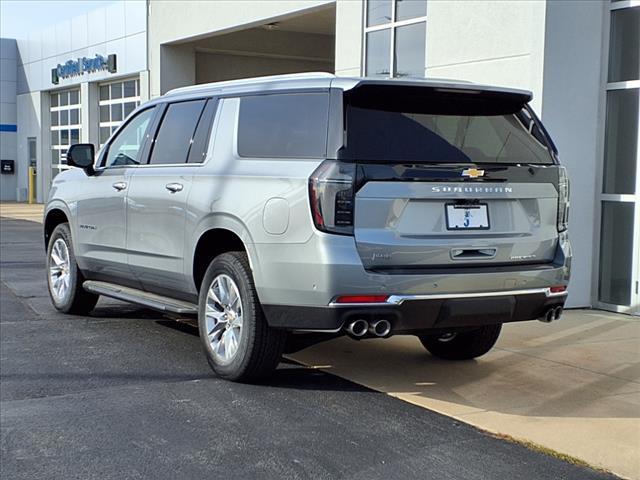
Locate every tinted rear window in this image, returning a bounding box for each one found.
[344,106,554,164]
[238,93,329,158]
[150,99,206,165]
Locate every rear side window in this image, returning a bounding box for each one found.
[149,99,206,165]
[237,93,329,158]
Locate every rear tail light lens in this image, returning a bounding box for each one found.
[309,160,356,235]
[549,285,567,294]
[557,166,570,232]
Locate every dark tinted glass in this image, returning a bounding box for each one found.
[69,90,79,105]
[50,111,58,126]
[60,110,68,125]
[112,103,123,122]
[238,93,329,158]
[123,80,136,98]
[603,88,638,194]
[50,93,58,107]
[70,109,79,125]
[187,99,217,163]
[99,85,109,101]
[345,106,553,164]
[124,102,137,118]
[100,105,110,122]
[599,201,634,305]
[608,7,639,82]
[111,83,122,100]
[150,100,206,165]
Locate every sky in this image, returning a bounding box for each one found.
[0,0,116,40]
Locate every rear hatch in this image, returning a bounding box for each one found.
[341,83,562,271]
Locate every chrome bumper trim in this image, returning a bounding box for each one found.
[329,287,567,307]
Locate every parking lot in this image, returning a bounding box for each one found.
[0,203,636,479]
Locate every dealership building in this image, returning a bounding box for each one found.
[0,0,638,314]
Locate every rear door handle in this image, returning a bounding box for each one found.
[165,182,183,193]
[112,182,127,192]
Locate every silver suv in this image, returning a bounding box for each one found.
[44,73,571,382]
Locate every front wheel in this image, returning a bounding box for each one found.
[418,324,502,360]
[198,252,286,383]
[46,223,99,314]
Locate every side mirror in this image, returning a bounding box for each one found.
[66,143,95,175]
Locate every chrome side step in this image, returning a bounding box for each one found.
[83,280,198,315]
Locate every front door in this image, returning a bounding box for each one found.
[75,106,157,286]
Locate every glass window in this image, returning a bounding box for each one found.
[100,85,109,101]
[238,93,329,158]
[100,127,111,145]
[366,29,391,77]
[608,7,639,83]
[112,103,123,122]
[598,201,634,306]
[69,90,79,105]
[50,111,58,127]
[395,0,426,21]
[50,93,58,107]
[60,110,68,126]
[123,80,136,98]
[603,88,638,194]
[70,109,79,125]
[60,129,69,145]
[187,99,217,163]
[124,102,137,118]
[100,105,110,123]
[394,22,426,77]
[51,130,58,146]
[111,83,122,100]
[367,0,392,26]
[105,107,155,167]
[150,100,206,165]
[344,106,553,164]
[59,92,68,106]
[70,129,79,144]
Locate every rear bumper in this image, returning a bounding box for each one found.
[263,288,567,333]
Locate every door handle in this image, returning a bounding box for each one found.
[112,182,127,192]
[165,182,183,193]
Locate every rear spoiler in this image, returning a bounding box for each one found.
[342,81,532,116]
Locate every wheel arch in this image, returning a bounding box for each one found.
[44,207,70,249]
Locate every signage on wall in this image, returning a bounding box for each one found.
[51,54,117,85]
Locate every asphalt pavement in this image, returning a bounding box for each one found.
[0,214,619,480]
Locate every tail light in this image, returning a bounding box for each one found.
[557,166,570,232]
[309,160,356,235]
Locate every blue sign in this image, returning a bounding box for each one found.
[51,54,116,84]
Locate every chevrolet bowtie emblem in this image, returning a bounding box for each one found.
[461,168,485,178]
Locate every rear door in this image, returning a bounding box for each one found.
[126,98,217,297]
[342,86,561,271]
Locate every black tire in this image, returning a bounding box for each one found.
[418,324,502,360]
[46,223,99,314]
[198,251,286,383]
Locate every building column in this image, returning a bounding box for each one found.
[38,91,50,204]
[139,70,150,102]
[81,81,99,146]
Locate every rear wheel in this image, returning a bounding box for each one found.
[418,324,502,360]
[198,252,285,382]
[46,223,99,314]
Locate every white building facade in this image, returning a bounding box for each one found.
[11,0,148,203]
[2,0,638,314]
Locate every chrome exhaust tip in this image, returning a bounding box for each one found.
[368,319,391,337]
[346,319,368,338]
[554,307,563,320]
[539,308,555,323]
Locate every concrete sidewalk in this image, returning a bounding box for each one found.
[4,203,639,478]
[291,310,640,479]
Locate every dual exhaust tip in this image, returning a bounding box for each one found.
[346,319,391,338]
[539,306,563,323]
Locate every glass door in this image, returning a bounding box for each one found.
[597,2,639,315]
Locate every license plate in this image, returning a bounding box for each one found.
[445,204,489,230]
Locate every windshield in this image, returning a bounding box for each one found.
[343,106,554,164]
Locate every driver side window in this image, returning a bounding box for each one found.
[103,107,156,168]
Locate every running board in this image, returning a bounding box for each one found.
[83,281,198,315]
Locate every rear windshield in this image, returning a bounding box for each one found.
[343,105,554,165]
